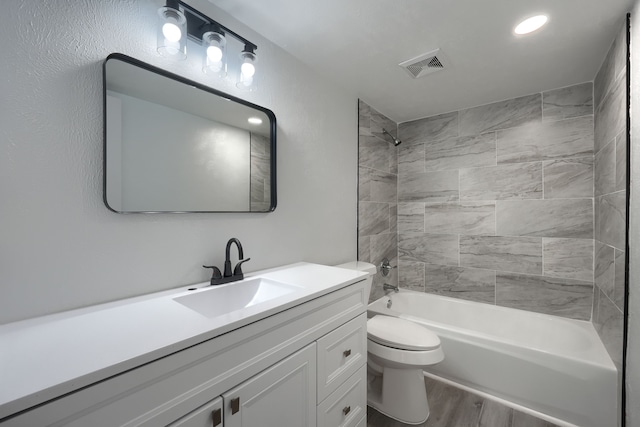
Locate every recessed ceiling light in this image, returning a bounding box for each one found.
[514,15,548,35]
[248,117,263,125]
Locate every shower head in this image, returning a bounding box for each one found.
[382,128,402,146]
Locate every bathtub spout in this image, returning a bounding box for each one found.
[383,283,399,294]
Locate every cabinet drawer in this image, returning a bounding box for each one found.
[168,397,223,427]
[317,365,367,427]
[316,313,367,402]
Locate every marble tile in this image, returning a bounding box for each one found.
[543,238,593,282]
[424,133,496,171]
[616,132,627,192]
[543,157,593,199]
[595,240,615,297]
[595,139,616,197]
[389,203,397,234]
[358,166,371,201]
[459,235,542,275]
[399,232,459,266]
[542,82,593,121]
[390,143,398,175]
[360,134,392,172]
[459,93,541,136]
[496,199,593,239]
[398,260,425,292]
[460,163,542,201]
[424,202,495,235]
[496,115,593,164]
[398,170,459,202]
[370,106,397,142]
[398,142,425,175]
[595,72,626,155]
[594,33,617,110]
[614,248,626,309]
[595,23,627,109]
[398,111,458,144]
[358,202,389,236]
[594,288,624,366]
[359,167,397,203]
[425,264,495,304]
[358,99,370,132]
[371,232,398,294]
[496,273,593,320]
[597,191,626,250]
[358,235,370,262]
[478,399,513,427]
[398,203,425,232]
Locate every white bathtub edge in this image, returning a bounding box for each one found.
[422,371,578,427]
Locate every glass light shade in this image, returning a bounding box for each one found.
[202,31,227,77]
[236,51,257,91]
[157,6,187,59]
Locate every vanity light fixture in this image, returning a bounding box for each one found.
[248,117,263,125]
[156,0,258,87]
[157,0,187,59]
[514,15,548,35]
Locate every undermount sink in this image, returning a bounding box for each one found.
[173,277,302,318]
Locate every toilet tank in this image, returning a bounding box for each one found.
[335,261,377,301]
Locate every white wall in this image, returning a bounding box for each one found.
[0,0,358,324]
[629,4,640,426]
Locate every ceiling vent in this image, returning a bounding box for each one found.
[399,49,445,79]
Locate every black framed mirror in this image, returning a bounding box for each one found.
[103,53,276,213]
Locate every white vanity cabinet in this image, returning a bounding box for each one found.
[1,274,368,427]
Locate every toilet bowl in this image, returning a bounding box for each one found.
[336,261,445,425]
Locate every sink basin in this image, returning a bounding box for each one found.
[173,278,301,318]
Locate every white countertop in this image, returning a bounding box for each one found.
[0,262,367,419]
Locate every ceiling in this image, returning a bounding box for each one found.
[207,0,634,123]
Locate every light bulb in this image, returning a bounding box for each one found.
[162,22,182,42]
[514,15,548,35]
[248,117,263,125]
[207,45,223,62]
[241,62,256,78]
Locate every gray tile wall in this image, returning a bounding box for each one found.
[593,22,627,373]
[396,83,595,321]
[250,134,271,212]
[358,100,398,302]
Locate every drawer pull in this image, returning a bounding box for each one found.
[343,406,351,416]
[343,349,352,357]
[212,408,222,426]
[231,397,240,415]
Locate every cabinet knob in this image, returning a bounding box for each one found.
[343,406,351,416]
[231,397,240,415]
[212,408,222,426]
[343,349,351,357]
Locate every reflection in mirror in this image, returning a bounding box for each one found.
[103,53,276,213]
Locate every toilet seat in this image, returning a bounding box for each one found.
[367,315,440,351]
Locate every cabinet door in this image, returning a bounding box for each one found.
[223,343,316,427]
[167,396,223,427]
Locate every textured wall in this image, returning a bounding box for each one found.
[395,84,595,321]
[357,101,398,302]
[0,0,357,324]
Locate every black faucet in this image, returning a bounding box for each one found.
[203,238,251,286]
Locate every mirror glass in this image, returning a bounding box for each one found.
[103,54,276,213]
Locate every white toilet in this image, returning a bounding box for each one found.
[337,261,444,425]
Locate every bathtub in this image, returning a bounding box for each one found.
[367,289,617,427]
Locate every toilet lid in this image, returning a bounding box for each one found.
[367,315,441,351]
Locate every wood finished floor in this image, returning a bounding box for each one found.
[366,377,561,427]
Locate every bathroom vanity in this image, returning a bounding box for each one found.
[0,263,368,427]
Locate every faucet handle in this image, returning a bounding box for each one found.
[203,265,223,280]
[233,258,251,277]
